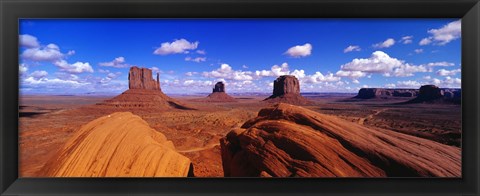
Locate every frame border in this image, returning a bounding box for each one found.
[1,0,479,195]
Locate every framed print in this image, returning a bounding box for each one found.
[1,0,479,195]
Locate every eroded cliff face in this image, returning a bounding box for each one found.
[355,88,418,99]
[220,103,461,177]
[40,112,193,177]
[264,75,311,105]
[128,66,160,91]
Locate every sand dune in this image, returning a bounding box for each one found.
[39,112,192,177]
[221,103,461,177]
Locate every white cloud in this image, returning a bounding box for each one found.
[335,70,367,79]
[344,45,361,53]
[419,38,432,46]
[396,80,422,88]
[23,76,89,87]
[414,49,424,54]
[373,38,395,48]
[21,44,65,62]
[19,64,28,74]
[390,64,431,77]
[425,61,455,67]
[202,64,254,81]
[401,36,413,44]
[30,70,48,79]
[150,67,160,74]
[385,83,396,88]
[196,50,206,55]
[303,72,341,83]
[436,68,461,76]
[185,72,198,76]
[53,60,94,74]
[153,39,199,55]
[185,56,206,62]
[255,62,290,77]
[420,20,461,45]
[284,43,312,57]
[99,57,130,68]
[340,51,404,73]
[242,65,249,69]
[19,34,40,48]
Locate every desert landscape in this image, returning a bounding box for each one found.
[18,19,462,177]
[19,66,461,177]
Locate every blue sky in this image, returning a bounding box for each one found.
[19,19,461,95]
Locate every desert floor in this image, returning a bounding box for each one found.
[18,94,461,177]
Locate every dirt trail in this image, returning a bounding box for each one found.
[358,108,388,125]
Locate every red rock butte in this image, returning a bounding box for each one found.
[263,75,311,105]
[205,82,236,102]
[99,66,194,110]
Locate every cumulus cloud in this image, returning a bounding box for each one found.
[436,68,461,76]
[414,49,424,54]
[255,63,290,78]
[340,51,404,73]
[23,77,89,87]
[53,60,94,74]
[373,38,395,48]
[185,72,198,76]
[419,20,461,45]
[401,36,413,44]
[153,39,199,55]
[335,70,367,79]
[99,57,130,68]
[284,43,312,58]
[395,80,422,88]
[19,64,28,74]
[196,50,206,55]
[21,44,65,62]
[19,34,40,48]
[185,56,206,62]
[303,72,341,83]
[425,61,455,67]
[202,64,254,81]
[30,70,48,79]
[343,45,361,53]
[419,38,432,46]
[337,51,431,79]
[390,64,431,77]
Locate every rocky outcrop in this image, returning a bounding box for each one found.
[99,67,194,110]
[355,88,418,99]
[406,85,461,104]
[40,112,193,177]
[213,82,225,93]
[221,103,460,177]
[264,75,311,105]
[129,66,161,90]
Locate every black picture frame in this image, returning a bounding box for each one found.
[1,0,479,195]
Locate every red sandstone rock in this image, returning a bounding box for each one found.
[221,103,461,177]
[264,75,311,105]
[128,66,160,91]
[213,82,226,93]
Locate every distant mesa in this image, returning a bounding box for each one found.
[191,81,237,102]
[263,75,311,105]
[99,66,194,110]
[40,112,193,177]
[406,85,461,104]
[220,103,461,177]
[354,88,418,99]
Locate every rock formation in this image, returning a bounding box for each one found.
[40,112,193,177]
[221,103,460,177]
[99,66,194,110]
[128,66,161,90]
[213,82,225,93]
[263,75,311,105]
[406,85,461,104]
[355,88,418,99]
